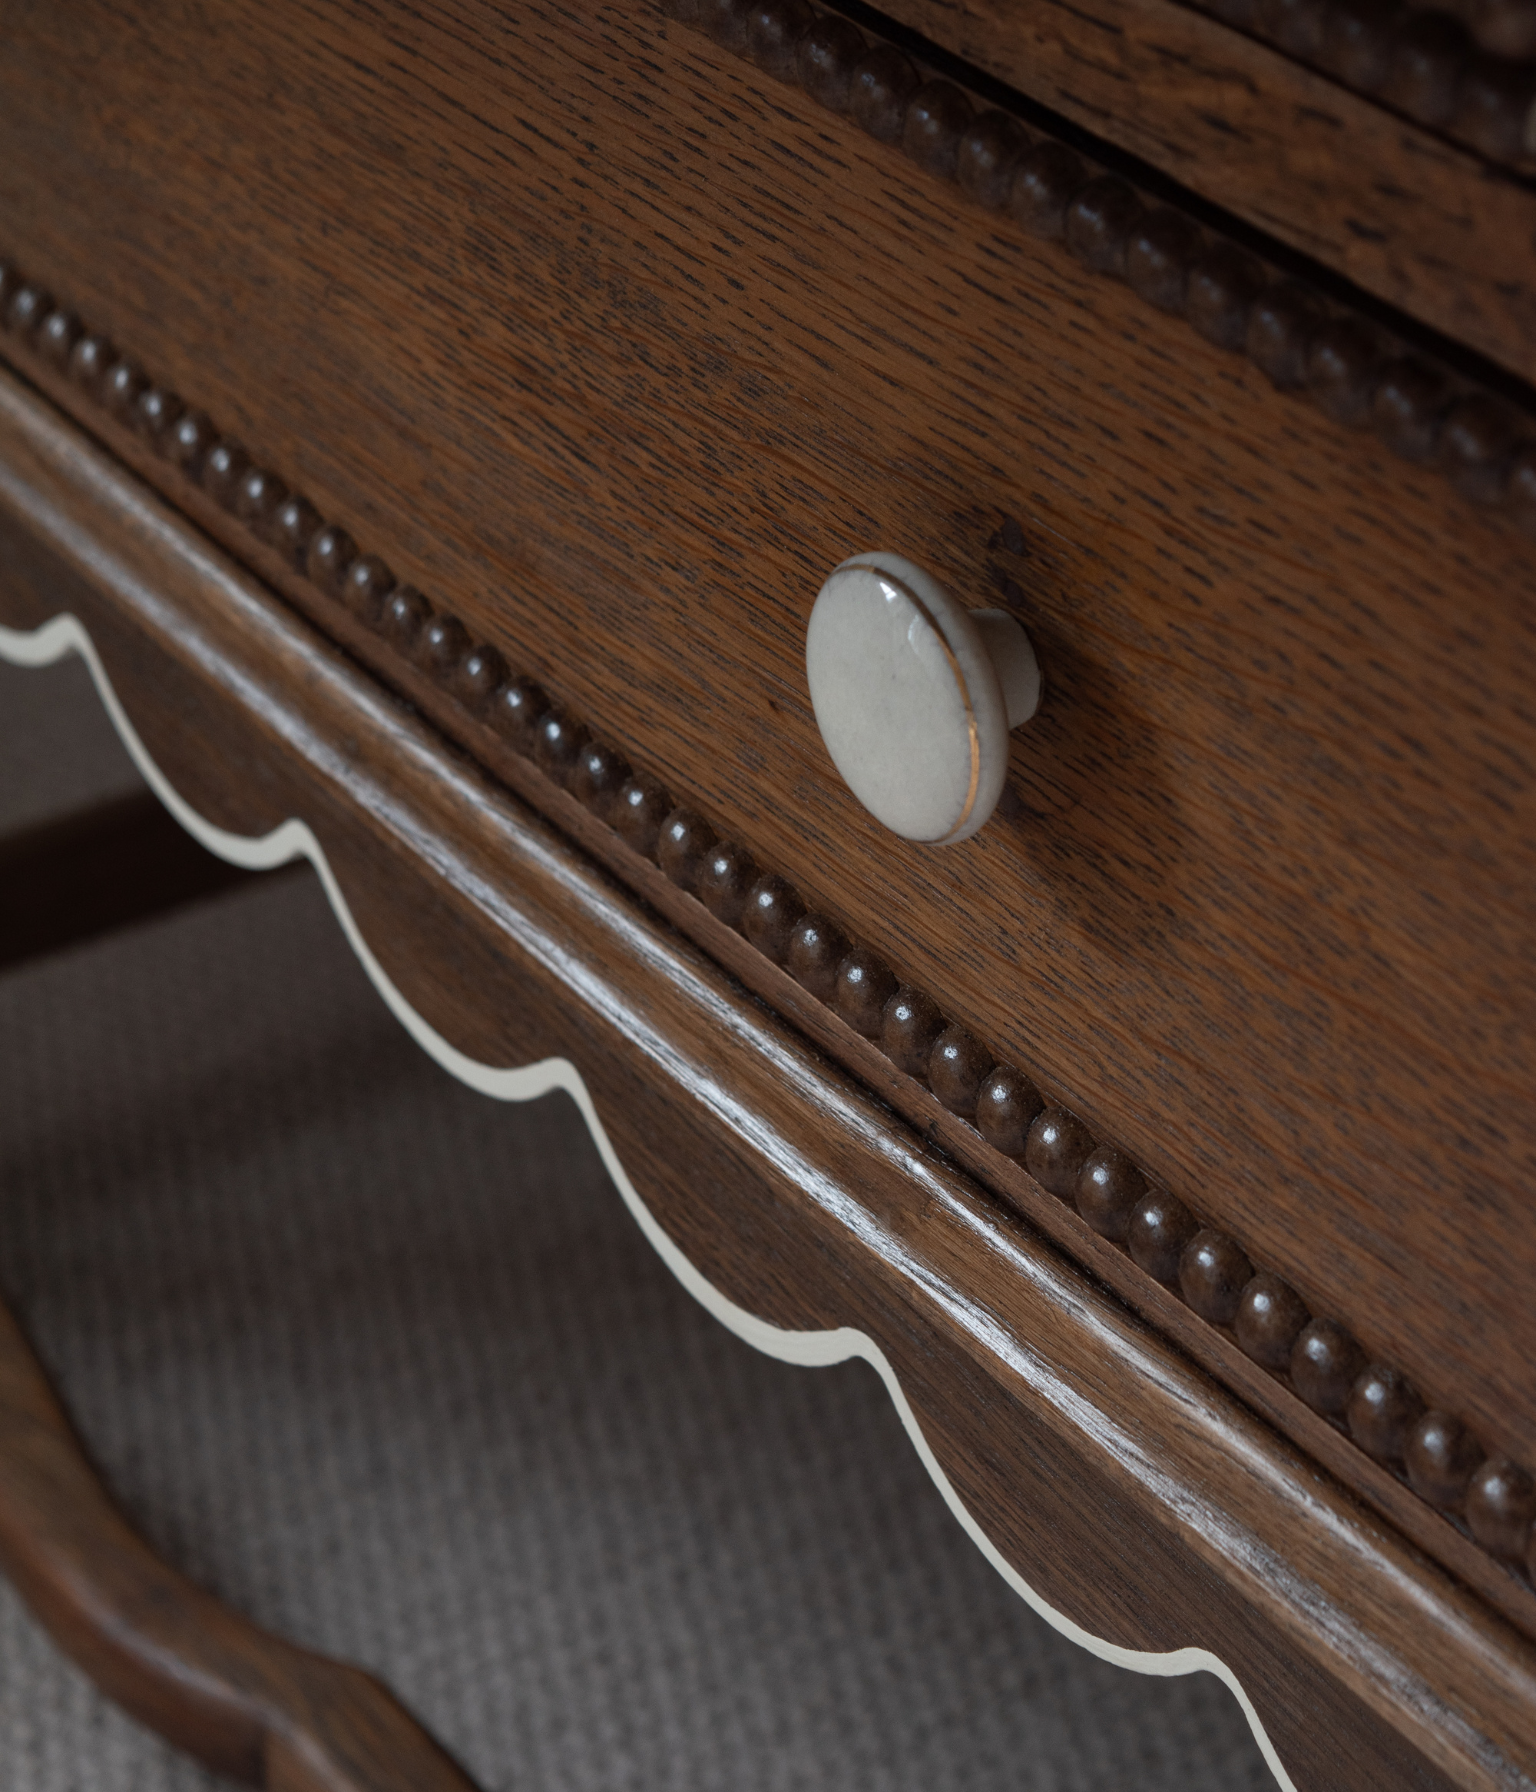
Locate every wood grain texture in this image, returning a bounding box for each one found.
[4,352,1536,1792]
[0,0,1530,1543]
[0,790,262,970]
[0,1287,478,1789]
[865,0,1536,381]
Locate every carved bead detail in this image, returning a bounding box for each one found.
[657,807,717,890]
[1065,177,1143,277]
[927,1025,993,1117]
[1008,141,1086,240]
[380,585,433,652]
[744,0,813,78]
[956,112,1027,209]
[535,709,591,787]
[571,740,633,819]
[235,465,289,538]
[973,1066,1044,1157]
[1024,1106,1095,1200]
[786,913,849,1000]
[68,333,117,395]
[613,775,673,856]
[1348,1363,1425,1462]
[1184,244,1265,351]
[1290,1317,1365,1415]
[903,81,974,181]
[418,612,471,678]
[796,14,865,109]
[305,525,357,596]
[1307,315,1382,425]
[742,874,805,962]
[102,358,148,422]
[848,45,920,143]
[1234,1273,1310,1370]
[1372,358,1454,463]
[272,495,321,570]
[1246,283,1321,390]
[201,440,250,511]
[6,282,53,335]
[1125,210,1203,313]
[1405,1411,1485,1509]
[1439,395,1524,502]
[882,986,945,1077]
[1127,1190,1199,1284]
[834,947,898,1037]
[1179,1231,1253,1326]
[1074,1145,1145,1243]
[490,677,550,758]
[165,410,217,478]
[37,309,82,369]
[342,553,396,623]
[697,841,759,927]
[1467,1459,1536,1560]
[459,643,509,709]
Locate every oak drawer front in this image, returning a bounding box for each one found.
[2,0,1532,1547]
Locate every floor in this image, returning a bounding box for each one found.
[0,652,1274,1789]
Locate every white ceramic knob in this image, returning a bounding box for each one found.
[806,552,1041,845]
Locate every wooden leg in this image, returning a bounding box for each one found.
[0,1293,483,1791]
[0,790,262,971]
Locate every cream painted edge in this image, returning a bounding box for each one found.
[0,611,1294,1792]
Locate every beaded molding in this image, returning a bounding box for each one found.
[1,181,1532,1580]
[1190,0,1536,167]
[667,0,1536,534]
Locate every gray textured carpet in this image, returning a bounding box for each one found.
[0,656,1274,1789]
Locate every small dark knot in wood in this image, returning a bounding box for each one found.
[490,676,550,757]
[1125,210,1203,313]
[848,45,921,145]
[927,1025,992,1117]
[1246,283,1321,391]
[342,552,396,623]
[1127,1189,1199,1284]
[742,873,805,962]
[1405,1411,1485,1509]
[1074,1144,1145,1243]
[6,281,52,335]
[1233,1272,1309,1370]
[271,495,320,570]
[1066,178,1143,277]
[418,613,471,680]
[1024,1106,1095,1200]
[381,585,433,653]
[1184,245,1265,351]
[235,465,289,539]
[1372,358,1453,463]
[1439,395,1524,503]
[745,0,813,80]
[973,1065,1044,1158]
[134,385,183,442]
[1382,11,1466,127]
[305,524,358,596]
[37,308,82,369]
[1347,1363,1425,1462]
[1466,1459,1536,1561]
[832,946,897,1037]
[536,709,592,788]
[1178,1230,1253,1325]
[1008,142,1087,241]
[796,14,865,111]
[68,332,117,396]
[956,112,1027,210]
[165,410,216,479]
[1289,1317,1365,1415]
[902,81,973,181]
[201,439,251,512]
[1307,315,1382,426]
[571,740,633,818]
[657,806,716,889]
[787,913,849,1000]
[697,841,758,927]
[881,986,945,1077]
[458,643,508,710]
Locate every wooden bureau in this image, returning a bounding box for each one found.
[1,0,1534,1786]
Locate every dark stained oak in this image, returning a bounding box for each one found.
[0,1293,477,1790]
[2,356,1534,1792]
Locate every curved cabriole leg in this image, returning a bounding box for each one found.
[0,1296,480,1792]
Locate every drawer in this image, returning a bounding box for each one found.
[2,0,1533,1637]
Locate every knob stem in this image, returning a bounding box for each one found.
[973,608,1043,730]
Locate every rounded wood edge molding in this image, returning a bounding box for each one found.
[1187,0,1536,169]
[663,0,1536,535]
[0,251,1529,1591]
